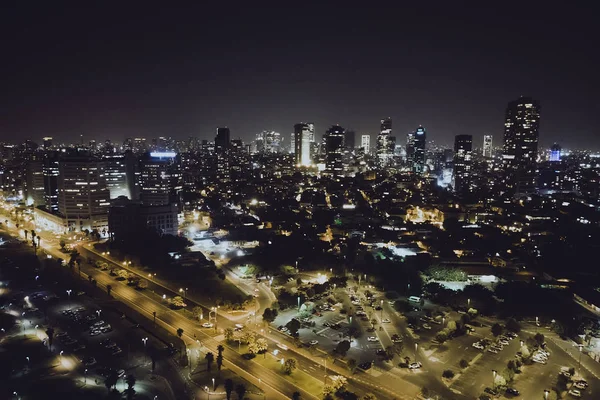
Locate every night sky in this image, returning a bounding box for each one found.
[1,3,598,149]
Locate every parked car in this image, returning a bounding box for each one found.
[487,348,499,354]
[381,318,391,323]
[358,361,372,370]
[568,389,582,397]
[505,387,520,396]
[472,342,484,350]
[83,357,97,367]
[367,336,378,342]
[309,340,318,346]
[202,322,214,328]
[422,324,432,330]
[408,362,422,369]
[484,387,498,396]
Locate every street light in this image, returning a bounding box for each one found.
[142,337,148,362]
[544,389,550,400]
[96,310,101,317]
[380,300,384,320]
[179,287,188,303]
[85,368,88,384]
[578,344,583,372]
[467,298,471,308]
[212,378,215,391]
[414,343,418,362]
[297,296,301,311]
[66,289,72,306]
[492,369,497,388]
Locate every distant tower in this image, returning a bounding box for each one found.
[376,118,394,166]
[290,132,295,154]
[324,125,345,176]
[549,143,561,162]
[412,126,427,174]
[483,135,493,158]
[294,123,312,166]
[42,137,53,149]
[215,127,231,181]
[502,96,541,195]
[453,135,473,194]
[361,135,371,154]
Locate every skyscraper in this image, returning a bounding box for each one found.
[215,127,231,181]
[502,96,541,195]
[376,118,394,166]
[138,152,183,206]
[324,125,345,176]
[453,135,473,194]
[483,135,493,158]
[361,135,370,154]
[412,126,427,174]
[549,143,561,162]
[345,130,355,150]
[294,123,312,167]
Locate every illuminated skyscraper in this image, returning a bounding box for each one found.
[453,135,473,194]
[138,152,183,206]
[502,96,541,195]
[549,143,561,162]
[376,118,394,166]
[324,125,345,176]
[215,127,231,181]
[483,135,493,158]
[412,126,427,173]
[294,123,312,166]
[361,135,370,153]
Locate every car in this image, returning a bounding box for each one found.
[376,349,387,356]
[375,306,382,311]
[484,387,498,396]
[103,340,117,348]
[561,371,572,378]
[202,322,214,328]
[381,318,391,323]
[575,380,588,388]
[234,324,244,331]
[92,320,105,327]
[367,336,378,342]
[419,317,428,322]
[323,322,331,327]
[568,389,582,397]
[358,361,372,370]
[532,357,546,364]
[100,325,113,333]
[505,387,520,396]
[89,329,101,336]
[574,382,587,390]
[309,340,318,346]
[366,327,375,332]
[499,339,510,346]
[391,334,402,343]
[55,331,69,338]
[487,348,499,354]
[472,342,484,349]
[83,357,97,367]
[116,369,125,377]
[422,323,431,330]
[111,347,123,356]
[479,396,492,400]
[276,343,288,351]
[408,362,422,369]
[431,319,441,325]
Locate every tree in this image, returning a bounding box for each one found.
[107,284,112,296]
[262,308,278,324]
[177,328,184,338]
[347,358,357,373]
[335,340,351,356]
[125,374,136,400]
[520,344,531,360]
[493,373,506,388]
[217,344,224,357]
[491,323,503,337]
[442,369,455,379]
[254,338,268,357]
[534,333,545,346]
[507,360,516,372]
[225,379,234,400]
[446,320,457,333]
[104,370,119,392]
[224,328,235,342]
[217,353,224,371]
[436,331,448,344]
[193,306,203,320]
[292,392,301,400]
[205,352,214,371]
[284,358,297,375]
[235,383,246,400]
[505,317,521,333]
[46,327,55,351]
[286,318,301,337]
[459,359,469,368]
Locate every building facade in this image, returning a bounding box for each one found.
[453,134,473,194]
[483,135,493,158]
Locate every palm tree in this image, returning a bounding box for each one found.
[205,352,214,371]
[104,370,118,392]
[224,379,234,400]
[292,392,301,400]
[24,230,28,240]
[235,383,246,400]
[45,327,55,350]
[177,328,184,338]
[106,284,112,296]
[125,374,136,400]
[217,344,224,357]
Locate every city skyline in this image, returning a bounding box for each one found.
[1,4,597,149]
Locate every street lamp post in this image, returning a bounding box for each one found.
[415,343,418,362]
[84,368,88,384]
[142,337,148,362]
[380,300,384,320]
[544,389,550,400]
[578,344,583,372]
[492,369,497,388]
[66,289,72,307]
[297,296,300,311]
[212,378,215,391]
[179,287,188,304]
[467,298,471,308]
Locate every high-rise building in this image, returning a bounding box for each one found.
[324,125,346,176]
[215,127,230,150]
[406,131,415,165]
[215,127,231,181]
[412,126,427,173]
[361,135,370,154]
[102,154,131,199]
[376,118,394,166]
[25,155,45,207]
[254,131,281,153]
[42,137,53,149]
[290,132,295,154]
[345,130,355,150]
[549,143,561,162]
[453,135,473,194]
[502,96,541,195]
[307,123,315,143]
[483,135,493,158]
[43,153,60,212]
[57,155,111,232]
[138,152,183,206]
[294,123,312,167]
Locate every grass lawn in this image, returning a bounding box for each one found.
[254,353,324,397]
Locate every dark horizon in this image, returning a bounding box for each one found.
[1,3,598,149]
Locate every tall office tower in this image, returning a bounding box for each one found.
[412,126,427,173]
[215,127,231,181]
[406,131,415,165]
[483,135,493,158]
[294,123,313,166]
[549,143,561,162]
[102,154,131,199]
[261,131,281,153]
[307,123,315,143]
[345,130,355,150]
[502,96,541,195]
[361,135,371,153]
[25,155,45,206]
[324,125,346,176]
[42,137,53,149]
[376,117,394,166]
[453,135,473,194]
[43,152,59,212]
[290,132,295,154]
[57,155,111,232]
[138,152,183,206]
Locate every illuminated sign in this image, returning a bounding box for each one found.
[150,152,177,158]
